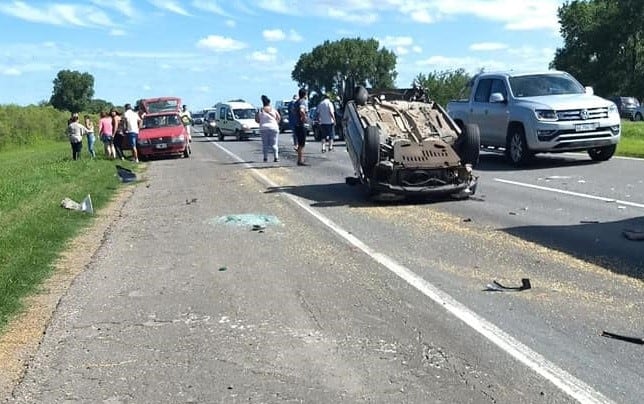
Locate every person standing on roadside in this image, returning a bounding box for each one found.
[294,88,309,166]
[180,105,193,143]
[111,108,126,160]
[288,94,298,149]
[317,93,336,153]
[67,113,87,160]
[99,111,115,159]
[84,115,96,158]
[255,95,280,162]
[123,103,141,163]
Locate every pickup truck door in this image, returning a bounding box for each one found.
[469,79,493,143]
[486,79,510,147]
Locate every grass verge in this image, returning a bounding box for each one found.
[0,140,139,332]
[617,121,644,158]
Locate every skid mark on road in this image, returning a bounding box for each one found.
[211,142,614,404]
[494,178,644,209]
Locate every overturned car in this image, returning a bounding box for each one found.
[342,86,480,199]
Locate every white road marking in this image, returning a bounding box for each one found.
[211,142,614,404]
[494,178,644,209]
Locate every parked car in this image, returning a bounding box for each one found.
[631,105,644,121]
[202,109,217,137]
[137,112,191,160]
[309,107,321,140]
[191,111,205,126]
[447,70,621,165]
[608,96,639,119]
[342,86,478,200]
[278,106,290,132]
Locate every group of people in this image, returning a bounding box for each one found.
[66,104,142,162]
[255,88,337,166]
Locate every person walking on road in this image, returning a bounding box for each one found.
[255,95,281,162]
[317,93,336,153]
[180,105,193,143]
[67,113,87,161]
[294,88,309,166]
[288,94,298,149]
[123,103,141,163]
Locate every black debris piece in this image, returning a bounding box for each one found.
[485,278,531,292]
[600,331,644,345]
[463,218,472,223]
[580,220,600,224]
[116,165,137,183]
[251,224,266,232]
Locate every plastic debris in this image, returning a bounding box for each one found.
[600,331,644,345]
[485,278,531,292]
[218,267,227,272]
[462,218,472,223]
[116,165,137,183]
[60,194,93,214]
[186,198,198,205]
[212,214,280,228]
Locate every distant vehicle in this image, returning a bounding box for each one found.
[608,96,639,119]
[213,100,259,141]
[191,111,205,126]
[202,109,218,137]
[309,107,321,140]
[447,70,621,165]
[342,86,478,200]
[137,112,191,160]
[277,106,290,132]
[631,105,644,121]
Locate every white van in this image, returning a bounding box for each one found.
[213,100,259,141]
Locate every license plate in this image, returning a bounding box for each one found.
[575,122,598,132]
[155,143,167,149]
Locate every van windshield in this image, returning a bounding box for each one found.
[233,108,257,119]
[509,74,585,98]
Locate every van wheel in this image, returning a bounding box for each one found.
[588,144,616,161]
[456,123,480,167]
[506,126,532,166]
[235,130,242,141]
[217,128,224,141]
[361,125,380,176]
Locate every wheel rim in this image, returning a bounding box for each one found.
[510,133,523,162]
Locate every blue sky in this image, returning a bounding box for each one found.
[0,0,566,110]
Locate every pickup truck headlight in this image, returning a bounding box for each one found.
[535,109,558,121]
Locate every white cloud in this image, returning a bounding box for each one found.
[192,0,231,18]
[0,2,114,28]
[416,55,507,73]
[91,0,136,18]
[412,46,423,53]
[288,30,303,42]
[225,19,236,27]
[263,29,286,42]
[147,0,191,16]
[196,85,211,93]
[470,42,509,51]
[196,35,247,52]
[2,67,22,76]
[249,47,278,63]
[110,29,126,36]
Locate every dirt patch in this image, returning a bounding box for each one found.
[0,185,136,400]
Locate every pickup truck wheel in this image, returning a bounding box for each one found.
[506,127,532,166]
[588,144,616,161]
[456,123,480,167]
[354,86,369,106]
[216,128,224,141]
[361,125,381,176]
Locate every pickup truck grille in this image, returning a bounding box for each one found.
[557,107,608,121]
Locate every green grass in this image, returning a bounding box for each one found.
[617,121,644,158]
[0,140,139,332]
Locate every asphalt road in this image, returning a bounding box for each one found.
[6,128,643,403]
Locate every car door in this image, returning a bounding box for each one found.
[469,78,493,143]
[486,79,510,146]
[218,106,231,135]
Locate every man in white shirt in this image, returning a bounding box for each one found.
[317,94,335,152]
[123,103,142,163]
[180,105,193,143]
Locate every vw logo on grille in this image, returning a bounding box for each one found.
[580,109,589,120]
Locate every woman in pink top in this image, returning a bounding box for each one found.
[255,95,281,162]
[98,111,115,159]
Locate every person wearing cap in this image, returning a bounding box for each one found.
[123,103,141,163]
[67,113,88,160]
[180,105,193,143]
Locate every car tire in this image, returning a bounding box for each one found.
[587,144,616,161]
[634,113,643,121]
[505,126,532,166]
[217,128,224,141]
[456,123,480,167]
[361,125,380,176]
[354,86,369,106]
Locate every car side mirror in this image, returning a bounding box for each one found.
[489,92,506,103]
[585,86,594,95]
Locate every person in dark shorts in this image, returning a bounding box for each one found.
[294,88,309,166]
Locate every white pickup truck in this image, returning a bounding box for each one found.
[446,71,621,165]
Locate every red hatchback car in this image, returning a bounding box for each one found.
[137,112,191,160]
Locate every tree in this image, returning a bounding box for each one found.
[49,70,95,112]
[86,98,114,114]
[292,38,397,100]
[551,0,644,98]
[413,69,472,106]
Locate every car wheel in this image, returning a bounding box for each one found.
[217,128,224,141]
[354,86,368,106]
[588,144,616,161]
[505,126,532,166]
[634,113,643,121]
[235,130,242,141]
[456,123,480,167]
[361,125,381,176]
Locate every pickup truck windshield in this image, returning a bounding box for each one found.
[509,74,585,98]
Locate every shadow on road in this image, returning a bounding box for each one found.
[475,152,598,172]
[502,216,644,279]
